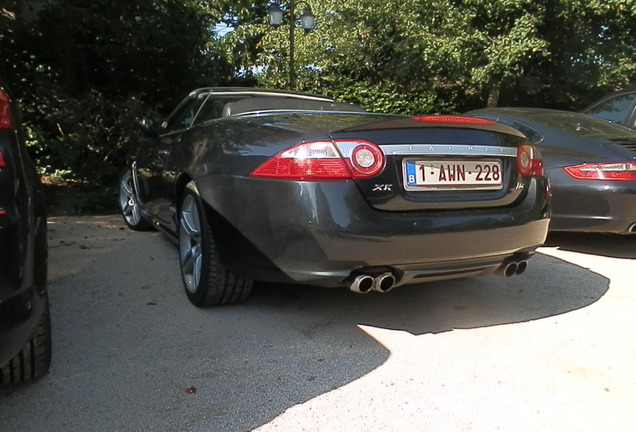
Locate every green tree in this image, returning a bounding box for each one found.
[0,0,232,185]
[237,0,546,113]
[220,0,633,112]
[463,0,547,107]
[530,0,636,108]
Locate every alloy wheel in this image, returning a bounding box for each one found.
[179,194,203,294]
[119,172,143,227]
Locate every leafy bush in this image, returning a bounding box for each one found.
[30,90,152,186]
[2,0,231,192]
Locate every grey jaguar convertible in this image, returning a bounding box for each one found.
[119,88,551,307]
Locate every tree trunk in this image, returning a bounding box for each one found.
[487,85,500,107]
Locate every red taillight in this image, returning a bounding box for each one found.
[0,89,14,130]
[516,144,544,177]
[335,139,385,178]
[0,151,5,168]
[563,162,636,181]
[250,139,385,181]
[250,141,349,180]
[411,115,497,126]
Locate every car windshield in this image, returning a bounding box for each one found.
[533,112,636,140]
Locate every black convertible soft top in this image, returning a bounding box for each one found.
[223,96,366,116]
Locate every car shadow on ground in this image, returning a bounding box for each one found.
[0,216,609,432]
[251,252,607,336]
[545,231,636,259]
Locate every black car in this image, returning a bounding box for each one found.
[468,107,636,234]
[120,88,551,307]
[582,87,636,129]
[0,81,51,384]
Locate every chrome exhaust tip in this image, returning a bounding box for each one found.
[516,260,528,275]
[350,274,374,294]
[504,262,518,277]
[497,254,532,277]
[498,261,518,277]
[373,273,396,293]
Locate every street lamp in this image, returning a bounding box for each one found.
[267,1,315,90]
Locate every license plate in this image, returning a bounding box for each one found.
[404,159,503,191]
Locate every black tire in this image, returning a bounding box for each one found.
[119,171,153,231]
[178,182,252,307]
[0,297,52,385]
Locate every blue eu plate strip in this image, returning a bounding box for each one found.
[406,161,417,186]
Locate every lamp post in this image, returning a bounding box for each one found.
[267,1,315,90]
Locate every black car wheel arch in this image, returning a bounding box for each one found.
[178,181,252,306]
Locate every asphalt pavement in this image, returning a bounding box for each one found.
[0,215,635,431]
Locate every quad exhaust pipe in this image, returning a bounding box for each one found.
[350,257,530,292]
[349,272,396,294]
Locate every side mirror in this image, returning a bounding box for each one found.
[140,118,162,137]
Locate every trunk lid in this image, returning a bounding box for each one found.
[330,116,531,211]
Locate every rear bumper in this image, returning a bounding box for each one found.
[197,175,551,287]
[548,172,636,234]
